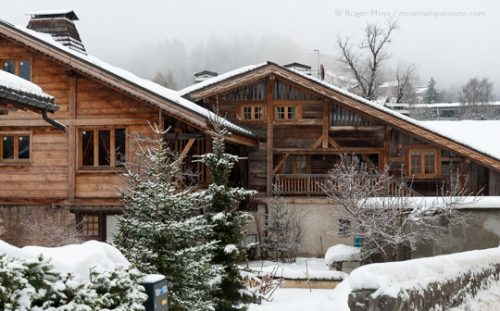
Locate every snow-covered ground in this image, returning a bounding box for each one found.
[246,257,347,280]
[249,279,350,311]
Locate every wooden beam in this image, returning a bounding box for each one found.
[273,147,383,155]
[322,99,329,148]
[266,76,274,195]
[310,136,323,149]
[164,133,206,140]
[68,75,77,199]
[330,125,386,131]
[328,137,341,149]
[273,153,289,174]
[179,138,195,159]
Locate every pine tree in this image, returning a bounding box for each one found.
[201,118,256,311]
[262,185,302,263]
[424,77,439,103]
[115,125,216,311]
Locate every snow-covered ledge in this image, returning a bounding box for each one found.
[347,247,500,311]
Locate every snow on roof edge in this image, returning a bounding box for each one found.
[181,62,500,163]
[0,20,255,138]
[0,70,53,100]
[285,67,500,164]
[178,62,269,97]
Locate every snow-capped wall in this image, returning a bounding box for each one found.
[347,247,500,311]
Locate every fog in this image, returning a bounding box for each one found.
[3,0,500,96]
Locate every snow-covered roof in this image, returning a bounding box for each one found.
[179,63,268,97]
[386,102,500,109]
[0,20,254,138]
[26,9,79,20]
[180,62,500,164]
[286,68,500,163]
[181,62,500,165]
[0,70,57,112]
[419,120,500,161]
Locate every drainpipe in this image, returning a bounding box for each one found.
[42,110,66,131]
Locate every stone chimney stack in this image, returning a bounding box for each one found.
[27,10,86,54]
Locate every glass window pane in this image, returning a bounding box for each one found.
[296,155,307,174]
[254,107,262,119]
[243,107,252,119]
[2,60,15,74]
[98,130,110,166]
[115,128,126,167]
[2,135,14,159]
[276,106,285,119]
[410,151,421,175]
[284,156,293,174]
[82,214,100,237]
[82,130,94,166]
[424,151,435,175]
[288,106,296,119]
[19,60,31,81]
[18,135,30,160]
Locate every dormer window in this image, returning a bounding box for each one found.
[2,60,32,81]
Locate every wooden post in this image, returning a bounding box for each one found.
[381,126,391,170]
[266,76,275,195]
[68,75,77,199]
[322,99,329,149]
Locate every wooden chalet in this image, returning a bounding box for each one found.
[180,62,500,255]
[0,11,256,244]
[180,62,500,198]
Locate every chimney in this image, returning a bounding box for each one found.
[27,10,86,54]
[193,70,218,83]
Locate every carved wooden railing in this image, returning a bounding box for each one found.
[273,174,329,195]
[273,174,420,197]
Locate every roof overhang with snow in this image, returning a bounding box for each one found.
[180,62,500,172]
[0,19,257,147]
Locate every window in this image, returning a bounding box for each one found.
[2,59,31,81]
[0,133,30,162]
[283,155,310,174]
[275,105,299,120]
[339,219,351,235]
[240,105,265,121]
[408,148,439,178]
[80,128,126,169]
[77,213,104,240]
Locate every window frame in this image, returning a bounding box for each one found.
[1,58,33,81]
[406,147,440,178]
[239,104,266,121]
[76,212,105,241]
[78,127,127,171]
[281,155,311,174]
[0,131,32,164]
[274,104,301,121]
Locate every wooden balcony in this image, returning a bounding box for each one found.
[272,174,419,197]
[273,174,329,196]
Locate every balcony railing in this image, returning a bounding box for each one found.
[273,174,329,196]
[273,174,419,197]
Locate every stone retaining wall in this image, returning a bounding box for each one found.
[348,263,500,311]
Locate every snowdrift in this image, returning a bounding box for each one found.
[0,240,129,281]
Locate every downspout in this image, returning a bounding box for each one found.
[42,110,66,131]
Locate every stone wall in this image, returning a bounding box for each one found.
[349,263,500,311]
[0,205,77,246]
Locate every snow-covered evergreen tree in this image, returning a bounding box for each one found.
[424,77,439,103]
[200,117,256,311]
[262,185,302,263]
[115,125,216,311]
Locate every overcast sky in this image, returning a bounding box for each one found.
[3,0,500,93]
